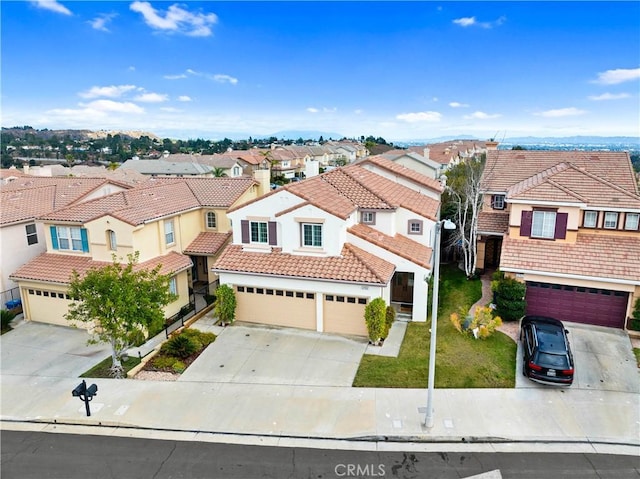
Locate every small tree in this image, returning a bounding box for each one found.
[364,298,386,345]
[214,284,236,326]
[1,309,17,333]
[66,252,176,378]
[494,277,527,321]
[384,305,396,338]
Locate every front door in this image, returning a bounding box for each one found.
[391,272,414,304]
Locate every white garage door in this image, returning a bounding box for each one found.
[235,285,316,331]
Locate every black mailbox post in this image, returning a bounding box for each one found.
[72,380,98,417]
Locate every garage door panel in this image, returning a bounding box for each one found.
[526,282,627,328]
[323,298,368,337]
[235,287,316,331]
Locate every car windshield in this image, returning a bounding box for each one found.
[535,352,570,369]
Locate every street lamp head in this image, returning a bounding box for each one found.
[442,219,456,230]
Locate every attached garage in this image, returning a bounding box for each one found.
[234,286,316,331]
[21,286,74,328]
[323,294,368,337]
[525,281,629,328]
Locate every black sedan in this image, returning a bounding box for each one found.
[520,315,574,386]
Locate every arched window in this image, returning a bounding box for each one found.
[206,212,217,229]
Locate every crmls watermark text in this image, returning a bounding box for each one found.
[334,463,386,477]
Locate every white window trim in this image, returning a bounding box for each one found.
[58,226,84,251]
[250,221,268,244]
[165,220,175,245]
[531,211,556,239]
[169,277,177,295]
[302,223,323,248]
[603,212,618,229]
[206,211,217,229]
[583,210,597,228]
[624,213,639,230]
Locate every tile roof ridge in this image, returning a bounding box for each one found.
[340,165,397,208]
[565,161,640,201]
[507,162,571,197]
[343,243,389,283]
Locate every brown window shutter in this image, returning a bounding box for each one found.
[520,211,532,236]
[241,220,249,243]
[268,221,277,245]
[554,212,568,239]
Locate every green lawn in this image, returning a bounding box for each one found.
[634,348,640,368]
[81,355,141,378]
[353,263,517,388]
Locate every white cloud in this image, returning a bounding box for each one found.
[453,15,506,29]
[79,85,137,99]
[164,73,188,80]
[588,92,631,101]
[129,1,218,37]
[463,111,501,120]
[449,101,469,108]
[89,13,117,32]
[323,107,337,113]
[535,107,587,118]
[178,95,192,102]
[160,107,182,113]
[135,92,168,103]
[31,0,71,16]
[81,100,145,114]
[396,111,442,122]
[307,107,319,113]
[212,74,238,85]
[592,68,640,85]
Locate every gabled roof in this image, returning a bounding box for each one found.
[358,155,444,193]
[183,232,232,255]
[39,177,257,226]
[120,159,215,175]
[506,162,640,208]
[483,150,638,196]
[0,177,133,226]
[212,243,395,285]
[500,233,640,283]
[348,223,432,269]
[9,251,192,285]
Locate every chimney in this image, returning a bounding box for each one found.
[252,168,270,197]
[485,140,499,150]
[423,147,430,160]
[23,164,30,175]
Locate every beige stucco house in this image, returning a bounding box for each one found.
[477,150,640,329]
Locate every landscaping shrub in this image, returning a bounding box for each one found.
[214,284,237,326]
[450,306,502,339]
[384,306,396,338]
[151,355,177,370]
[365,298,386,344]
[629,298,640,331]
[1,309,17,333]
[494,277,526,320]
[162,334,197,359]
[171,360,186,374]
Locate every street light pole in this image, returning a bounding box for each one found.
[425,219,455,428]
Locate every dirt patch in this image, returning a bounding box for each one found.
[135,370,179,381]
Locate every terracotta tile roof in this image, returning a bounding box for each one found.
[9,251,192,285]
[500,234,640,283]
[348,223,432,269]
[477,211,510,235]
[0,168,27,179]
[409,140,487,164]
[39,177,256,225]
[183,232,231,255]
[507,162,640,208]
[358,155,444,193]
[0,177,132,225]
[212,243,395,285]
[483,150,638,195]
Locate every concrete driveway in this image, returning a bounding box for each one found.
[1,320,110,378]
[179,324,368,386]
[515,321,639,393]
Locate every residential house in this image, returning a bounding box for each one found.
[9,174,268,328]
[120,159,217,177]
[477,150,640,329]
[409,140,492,175]
[212,158,442,337]
[372,149,443,179]
[1,177,133,301]
[161,153,246,178]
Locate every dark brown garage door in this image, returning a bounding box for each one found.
[525,282,628,328]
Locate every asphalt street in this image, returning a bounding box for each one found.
[3,430,640,479]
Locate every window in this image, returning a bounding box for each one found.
[408,220,423,235]
[603,212,618,229]
[168,277,177,295]
[491,195,505,210]
[361,211,376,224]
[250,221,268,243]
[107,229,117,251]
[531,211,556,239]
[624,213,639,230]
[206,212,217,229]
[25,224,38,245]
[233,166,242,176]
[53,226,87,252]
[583,211,597,228]
[165,220,175,245]
[302,223,322,247]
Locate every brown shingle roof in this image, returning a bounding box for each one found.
[500,234,640,283]
[348,224,432,269]
[212,243,395,285]
[9,251,192,285]
[183,232,232,255]
[477,211,510,235]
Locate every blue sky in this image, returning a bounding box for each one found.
[2,1,639,141]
